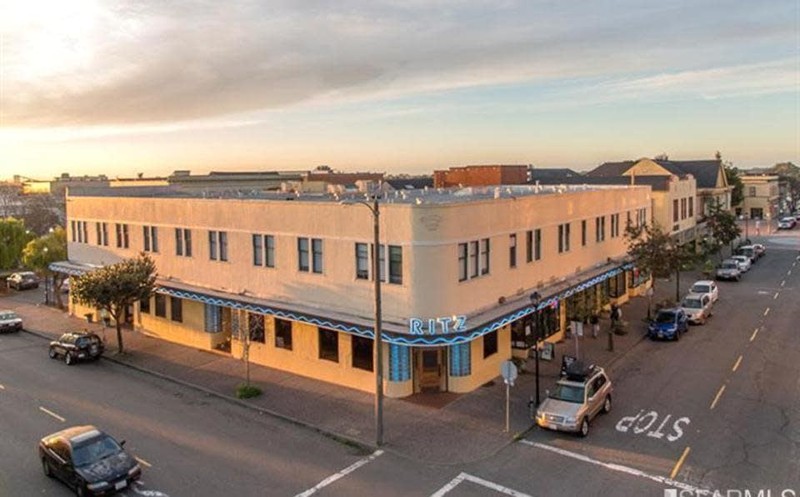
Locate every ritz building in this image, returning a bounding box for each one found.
[53,184,650,398]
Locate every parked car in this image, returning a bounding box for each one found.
[716,260,742,281]
[648,308,689,341]
[6,271,39,290]
[689,280,719,304]
[534,363,613,437]
[778,217,796,230]
[730,255,752,273]
[48,332,104,365]
[0,310,23,333]
[681,293,713,325]
[39,425,142,496]
[735,245,757,263]
[752,243,766,259]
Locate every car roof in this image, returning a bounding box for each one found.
[683,293,706,300]
[657,307,680,313]
[43,425,100,444]
[691,280,714,286]
[15,271,36,276]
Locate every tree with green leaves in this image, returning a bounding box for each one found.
[704,199,741,259]
[71,254,157,353]
[724,164,744,208]
[625,222,697,305]
[0,218,33,270]
[22,227,68,308]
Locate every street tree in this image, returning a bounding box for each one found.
[22,227,68,308]
[724,164,744,208]
[0,218,33,270]
[704,200,741,259]
[21,195,61,236]
[70,253,156,353]
[625,222,696,305]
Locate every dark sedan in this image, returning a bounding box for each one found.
[6,271,39,290]
[49,332,104,365]
[39,425,142,496]
[647,308,689,341]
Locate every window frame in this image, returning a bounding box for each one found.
[318,328,339,363]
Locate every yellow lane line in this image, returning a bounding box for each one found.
[750,328,759,342]
[39,406,66,422]
[135,456,152,468]
[710,385,726,410]
[670,446,691,479]
[732,355,743,372]
[763,307,770,316]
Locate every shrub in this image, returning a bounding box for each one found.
[236,383,262,399]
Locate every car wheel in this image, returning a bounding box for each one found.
[64,353,74,366]
[48,348,57,359]
[602,395,612,414]
[675,330,681,341]
[41,458,52,477]
[579,418,589,437]
[76,481,87,497]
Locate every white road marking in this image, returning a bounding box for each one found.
[131,482,171,497]
[135,456,152,468]
[773,292,779,300]
[521,441,710,495]
[710,385,726,410]
[39,406,65,422]
[763,307,770,316]
[732,355,743,372]
[781,280,786,287]
[430,472,533,497]
[788,270,792,276]
[294,450,384,497]
[0,384,5,390]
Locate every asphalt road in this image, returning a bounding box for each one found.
[1,234,799,497]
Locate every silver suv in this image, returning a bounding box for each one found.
[535,363,613,437]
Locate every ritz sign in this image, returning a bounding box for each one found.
[409,315,468,335]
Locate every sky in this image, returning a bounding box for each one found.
[0,0,798,180]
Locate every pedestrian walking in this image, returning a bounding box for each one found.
[590,313,600,338]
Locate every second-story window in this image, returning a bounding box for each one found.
[115,223,129,248]
[458,238,490,281]
[558,223,570,253]
[252,234,275,268]
[175,228,192,257]
[509,234,517,268]
[298,238,323,273]
[312,239,323,274]
[595,216,605,242]
[582,220,587,246]
[388,245,402,284]
[458,243,468,281]
[688,198,694,218]
[611,214,620,238]
[298,238,309,271]
[96,222,108,246]
[673,199,679,222]
[143,226,159,253]
[355,243,369,279]
[209,231,228,261]
[480,238,490,274]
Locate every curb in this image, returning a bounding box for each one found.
[21,327,376,455]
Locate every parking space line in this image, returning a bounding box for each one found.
[732,355,743,372]
[670,446,691,479]
[750,328,759,342]
[710,385,726,410]
[39,406,65,422]
[521,441,710,495]
[135,456,152,468]
[294,450,384,497]
[430,472,533,497]
[763,307,770,316]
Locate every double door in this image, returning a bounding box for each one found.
[415,348,444,393]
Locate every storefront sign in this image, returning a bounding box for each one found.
[409,315,467,335]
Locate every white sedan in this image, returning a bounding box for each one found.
[730,255,752,273]
[689,280,719,304]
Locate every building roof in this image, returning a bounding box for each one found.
[528,168,582,182]
[585,161,637,177]
[588,159,725,189]
[384,177,435,190]
[532,174,673,191]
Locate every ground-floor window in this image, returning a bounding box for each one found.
[389,344,410,381]
[483,330,498,358]
[170,297,183,322]
[607,272,627,298]
[511,315,536,349]
[274,318,293,350]
[248,313,265,343]
[351,336,373,371]
[204,304,222,333]
[319,328,339,362]
[629,267,649,288]
[449,343,471,376]
[154,294,167,318]
[140,297,150,314]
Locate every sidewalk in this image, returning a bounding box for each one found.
[2,278,689,465]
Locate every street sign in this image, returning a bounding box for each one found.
[501,360,518,386]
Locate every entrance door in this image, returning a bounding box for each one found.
[417,349,443,392]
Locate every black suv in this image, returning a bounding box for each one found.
[39,425,142,496]
[49,332,105,365]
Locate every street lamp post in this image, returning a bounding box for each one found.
[341,195,384,446]
[529,291,541,407]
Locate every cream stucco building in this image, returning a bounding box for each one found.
[56,184,650,398]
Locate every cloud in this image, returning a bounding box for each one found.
[2,0,796,126]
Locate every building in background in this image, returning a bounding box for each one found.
[738,175,779,221]
[54,184,650,398]
[433,165,528,188]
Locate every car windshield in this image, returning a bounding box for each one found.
[72,435,122,467]
[549,383,585,403]
[682,298,702,309]
[655,311,676,324]
[76,336,100,347]
[691,284,710,294]
[0,312,17,320]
